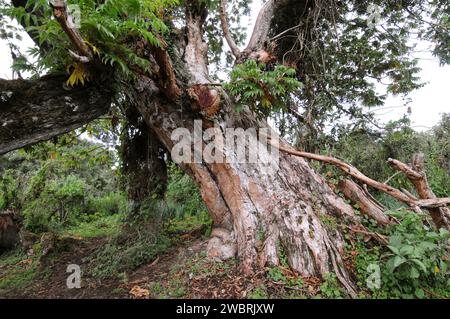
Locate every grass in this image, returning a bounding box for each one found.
[0,249,38,294]
[64,214,123,238]
[88,229,172,279]
[166,211,212,237]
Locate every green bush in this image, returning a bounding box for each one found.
[166,163,209,219]
[225,60,302,117]
[66,214,123,238]
[0,169,19,210]
[378,210,450,298]
[22,174,87,232]
[85,192,127,217]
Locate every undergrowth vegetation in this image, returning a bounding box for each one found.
[350,209,449,299]
[0,133,211,294]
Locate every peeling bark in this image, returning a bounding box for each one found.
[126,71,359,296]
[0,0,403,298]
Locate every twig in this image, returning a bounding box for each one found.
[341,224,389,245]
[384,171,402,184]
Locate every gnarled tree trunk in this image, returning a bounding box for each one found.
[122,24,361,291]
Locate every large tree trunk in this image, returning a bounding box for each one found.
[125,62,360,294]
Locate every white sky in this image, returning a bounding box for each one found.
[1,2,448,131]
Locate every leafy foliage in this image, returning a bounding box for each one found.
[380,210,449,298]
[165,163,208,218]
[0,136,124,233]
[225,60,302,117]
[269,0,448,150]
[0,0,179,79]
[351,209,450,299]
[320,273,344,298]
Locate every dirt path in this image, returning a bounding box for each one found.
[1,235,320,299]
[0,237,256,299]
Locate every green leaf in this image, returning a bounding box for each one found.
[409,267,420,279]
[410,259,427,272]
[387,245,400,255]
[415,288,425,299]
[399,245,414,256]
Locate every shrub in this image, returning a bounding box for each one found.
[0,169,19,210]
[22,174,87,232]
[85,192,127,217]
[166,163,209,219]
[378,210,450,298]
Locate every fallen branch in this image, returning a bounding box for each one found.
[388,154,450,230]
[388,158,422,179]
[338,179,391,226]
[270,141,450,211]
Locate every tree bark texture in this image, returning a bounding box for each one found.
[0,74,112,155]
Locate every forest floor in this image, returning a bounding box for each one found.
[0,231,324,299]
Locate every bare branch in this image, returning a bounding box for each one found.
[219,0,241,58]
[68,50,90,63]
[388,155,450,229]
[338,179,391,225]
[269,141,450,211]
[388,158,422,180]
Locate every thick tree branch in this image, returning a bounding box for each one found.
[184,1,210,84]
[219,0,241,58]
[338,179,391,225]
[388,158,422,180]
[0,75,112,155]
[245,0,290,53]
